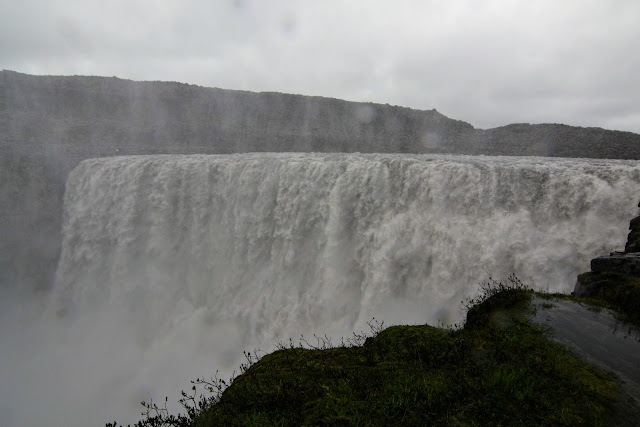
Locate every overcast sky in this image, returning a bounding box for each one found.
[1,0,639,133]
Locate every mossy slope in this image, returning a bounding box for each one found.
[178,285,622,426]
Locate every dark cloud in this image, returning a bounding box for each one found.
[1,0,639,133]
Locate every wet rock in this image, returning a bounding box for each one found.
[625,215,640,253]
[529,297,640,419]
[591,253,640,276]
[574,203,640,299]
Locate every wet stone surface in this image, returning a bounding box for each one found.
[529,297,640,421]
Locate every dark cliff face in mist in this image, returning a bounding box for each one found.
[2,69,640,292]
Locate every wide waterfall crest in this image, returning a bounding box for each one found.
[55,153,640,337]
[1,152,633,426]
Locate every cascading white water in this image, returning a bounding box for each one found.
[2,153,639,426]
[55,153,640,327]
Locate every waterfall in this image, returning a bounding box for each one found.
[54,153,640,332]
[3,153,639,426]
[55,154,640,329]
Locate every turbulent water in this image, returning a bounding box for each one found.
[2,153,640,426]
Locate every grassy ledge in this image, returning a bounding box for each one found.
[110,275,634,426]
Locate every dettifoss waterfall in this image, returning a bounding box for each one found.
[2,153,640,426]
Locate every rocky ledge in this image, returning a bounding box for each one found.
[591,252,640,277]
[574,200,640,297]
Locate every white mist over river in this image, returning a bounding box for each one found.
[1,153,639,426]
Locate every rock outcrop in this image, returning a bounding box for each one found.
[625,214,640,253]
[574,201,640,297]
[591,252,640,276]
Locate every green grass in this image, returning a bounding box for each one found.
[112,276,629,426]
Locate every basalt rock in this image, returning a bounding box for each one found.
[591,252,640,276]
[625,215,640,253]
[573,203,640,296]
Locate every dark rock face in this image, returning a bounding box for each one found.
[574,209,640,297]
[573,274,600,298]
[625,215,640,253]
[3,70,640,292]
[591,252,640,276]
[587,214,640,276]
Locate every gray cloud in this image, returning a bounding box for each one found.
[1,0,639,133]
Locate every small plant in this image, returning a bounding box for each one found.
[106,375,224,427]
[345,317,385,347]
[463,274,530,311]
[106,349,264,427]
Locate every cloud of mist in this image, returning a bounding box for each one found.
[0,285,248,426]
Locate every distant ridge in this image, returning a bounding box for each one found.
[3,70,639,160]
[2,70,640,291]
